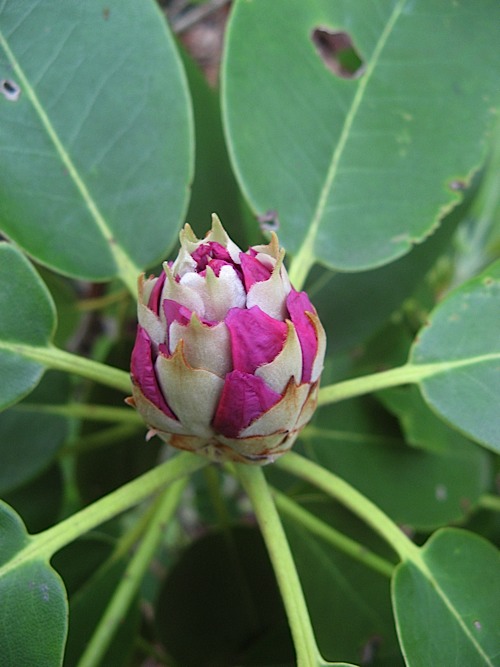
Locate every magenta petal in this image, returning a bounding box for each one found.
[163,299,192,327]
[226,306,287,374]
[147,271,166,316]
[286,290,317,383]
[213,370,281,437]
[207,258,233,277]
[131,326,176,419]
[239,252,272,290]
[191,242,232,271]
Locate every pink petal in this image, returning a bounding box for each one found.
[191,242,232,271]
[131,326,176,419]
[207,258,233,277]
[212,370,281,437]
[226,306,287,374]
[147,271,166,315]
[239,252,272,291]
[163,298,192,326]
[163,298,216,331]
[286,290,318,383]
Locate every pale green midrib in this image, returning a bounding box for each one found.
[0,26,140,294]
[0,340,131,393]
[317,354,500,405]
[289,0,406,287]
[408,556,494,666]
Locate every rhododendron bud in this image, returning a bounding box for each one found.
[128,214,326,465]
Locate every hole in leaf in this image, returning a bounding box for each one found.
[1,79,21,101]
[311,28,364,79]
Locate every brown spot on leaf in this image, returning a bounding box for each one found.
[311,28,364,79]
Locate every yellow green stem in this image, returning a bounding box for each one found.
[236,465,323,667]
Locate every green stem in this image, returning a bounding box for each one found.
[15,402,142,424]
[2,453,208,576]
[288,249,315,292]
[77,289,129,312]
[318,356,500,405]
[77,479,187,667]
[8,343,131,393]
[236,465,323,667]
[272,489,394,579]
[277,452,419,563]
[60,424,141,457]
[478,494,500,513]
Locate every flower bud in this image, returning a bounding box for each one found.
[128,215,326,464]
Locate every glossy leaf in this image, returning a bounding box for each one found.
[282,510,403,665]
[308,209,459,352]
[63,556,140,667]
[379,384,492,457]
[180,52,245,248]
[0,0,193,282]
[222,0,499,271]
[393,529,500,666]
[411,261,500,452]
[0,372,70,494]
[0,243,55,409]
[3,464,63,533]
[305,398,490,530]
[156,526,294,666]
[0,502,68,666]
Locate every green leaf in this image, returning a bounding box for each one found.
[156,526,295,666]
[180,51,245,248]
[63,554,140,667]
[0,243,56,409]
[308,208,459,352]
[3,464,63,533]
[0,372,70,494]
[378,385,489,456]
[393,529,500,666]
[222,0,500,272]
[282,510,403,665]
[411,261,500,452]
[0,502,68,667]
[0,0,193,285]
[306,398,490,530]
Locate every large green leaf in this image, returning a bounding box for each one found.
[283,509,403,665]
[305,398,490,530]
[62,550,140,667]
[0,243,55,409]
[0,372,70,494]
[393,529,500,666]
[308,207,459,352]
[3,464,63,533]
[222,0,499,271]
[0,502,67,666]
[411,261,500,452]
[156,526,295,666]
[0,0,193,282]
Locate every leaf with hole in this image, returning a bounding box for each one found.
[222,0,500,272]
[393,529,500,667]
[0,0,193,284]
